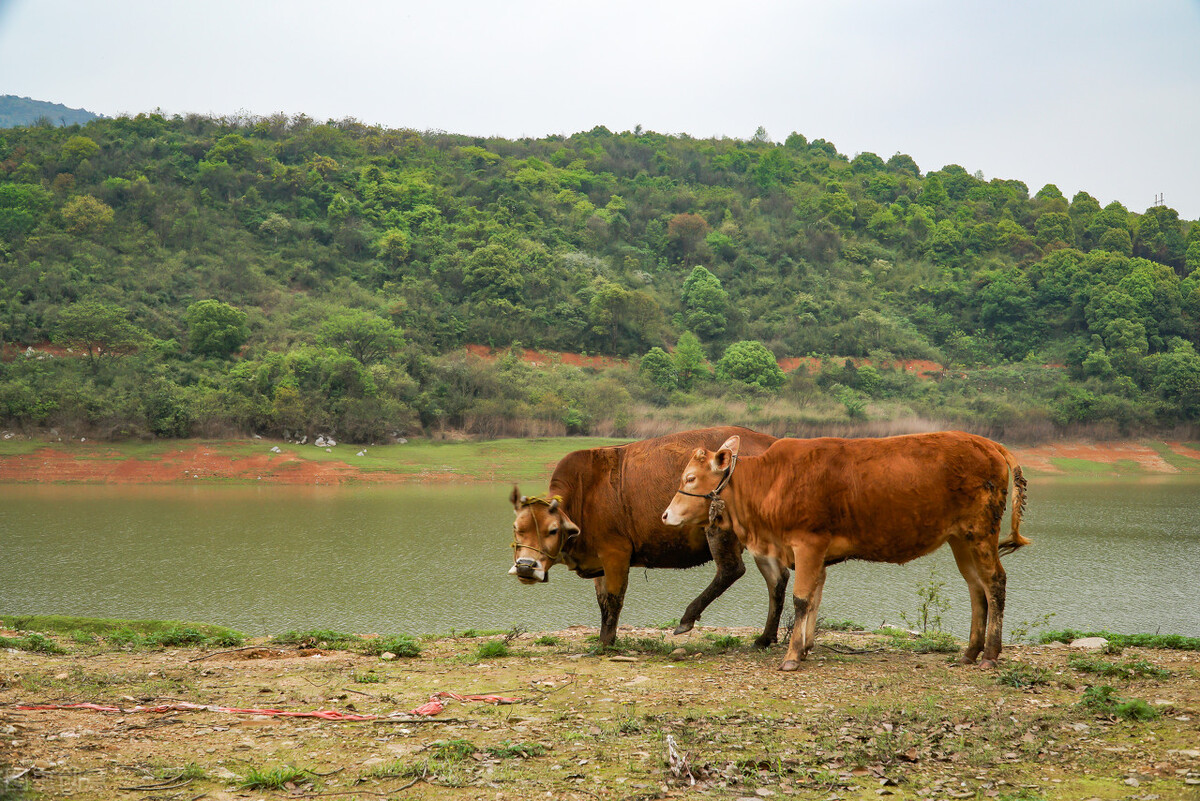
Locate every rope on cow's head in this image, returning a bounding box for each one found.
[511,494,571,563]
[675,453,738,527]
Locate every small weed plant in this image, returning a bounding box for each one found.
[533,635,562,646]
[238,765,311,791]
[996,662,1052,688]
[485,741,547,759]
[0,632,65,654]
[900,568,951,634]
[362,634,420,658]
[474,639,510,659]
[1079,685,1160,721]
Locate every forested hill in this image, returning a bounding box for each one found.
[0,96,99,128]
[1,113,1198,443]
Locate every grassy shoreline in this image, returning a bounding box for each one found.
[2,435,1199,484]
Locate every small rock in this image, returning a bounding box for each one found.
[670,647,688,661]
[270,446,281,453]
[380,652,396,661]
[325,447,331,453]
[1124,777,1140,787]
[1069,637,1109,649]
[54,672,69,680]
[609,656,637,663]
[756,789,776,797]
[357,451,365,457]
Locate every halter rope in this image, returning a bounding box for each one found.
[511,494,568,563]
[674,453,738,527]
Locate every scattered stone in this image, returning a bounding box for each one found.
[357,451,365,457]
[270,446,281,453]
[325,448,331,453]
[670,647,688,661]
[380,652,396,661]
[609,656,637,663]
[1069,637,1109,649]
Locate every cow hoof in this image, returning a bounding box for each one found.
[752,635,775,649]
[779,660,801,671]
[980,658,997,670]
[673,622,695,635]
[958,654,978,665]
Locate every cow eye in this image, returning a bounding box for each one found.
[685,475,696,484]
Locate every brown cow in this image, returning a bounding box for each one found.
[509,426,787,647]
[662,431,1029,670]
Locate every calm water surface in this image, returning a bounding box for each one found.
[1,481,1197,637]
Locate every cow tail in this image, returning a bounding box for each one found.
[997,445,1031,557]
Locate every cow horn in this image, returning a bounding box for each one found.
[548,498,560,513]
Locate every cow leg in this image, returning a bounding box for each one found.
[674,527,746,635]
[781,543,827,671]
[752,555,790,648]
[594,561,630,648]
[949,538,988,665]
[980,555,1007,667]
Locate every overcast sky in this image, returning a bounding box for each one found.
[2,0,1198,219]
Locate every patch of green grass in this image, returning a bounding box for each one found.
[613,635,675,655]
[271,629,362,648]
[485,741,547,759]
[1,615,243,644]
[701,633,743,652]
[361,634,420,658]
[237,765,311,791]
[1068,654,1172,679]
[880,629,959,653]
[1143,442,1200,472]
[1040,630,1200,651]
[106,625,243,650]
[1048,457,1123,474]
[0,632,65,654]
[453,628,507,638]
[533,635,563,646]
[1079,685,1160,721]
[818,617,866,632]
[996,662,1052,688]
[473,640,510,659]
[352,671,384,684]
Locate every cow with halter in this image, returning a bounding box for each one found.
[509,427,787,648]
[662,431,1030,670]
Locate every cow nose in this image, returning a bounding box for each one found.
[661,511,669,523]
[515,557,537,569]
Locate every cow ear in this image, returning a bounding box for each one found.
[510,485,522,510]
[713,436,740,470]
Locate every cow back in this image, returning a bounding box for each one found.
[554,426,776,569]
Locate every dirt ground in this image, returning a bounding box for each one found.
[2,440,1197,485]
[2,627,1198,801]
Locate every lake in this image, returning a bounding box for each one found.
[2,481,1198,638]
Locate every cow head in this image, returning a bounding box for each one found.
[508,485,580,584]
[662,435,740,527]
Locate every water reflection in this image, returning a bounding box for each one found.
[1,481,1197,637]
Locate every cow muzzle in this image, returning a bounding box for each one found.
[509,557,548,583]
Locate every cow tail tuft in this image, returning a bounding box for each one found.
[998,456,1031,557]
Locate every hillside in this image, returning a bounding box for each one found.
[0,95,99,128]
[1,113,1198,442]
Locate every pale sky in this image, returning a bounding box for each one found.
[2,0,1198,219]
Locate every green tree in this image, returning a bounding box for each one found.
[61,195,115,235]
[717,340,784,390]
[318,310,403,366]
[186,300,249,358]
[60,134,100,165]
[639,346,677,391]
[53,301,149,369]
[672,331,706,390]
[681,265,728,340]
[375,227,411,265]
